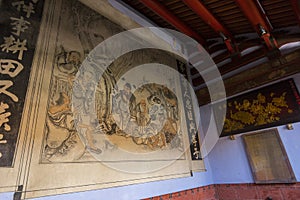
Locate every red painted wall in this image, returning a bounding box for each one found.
[144,183,300,200]
[143,185,217,200]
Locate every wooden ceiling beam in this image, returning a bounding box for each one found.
[290,0,300,26]
[234,0,278,50]
[138,0,206,45]
[235,0,272,32]
[182,0,237,54]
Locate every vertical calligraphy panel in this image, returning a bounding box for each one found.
[177,60,202,161]
[0,0,45,167]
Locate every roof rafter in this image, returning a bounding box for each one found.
[234,0,278,50]
[182,0,237,54]
[138,0,206,45]
[290,0,300,26]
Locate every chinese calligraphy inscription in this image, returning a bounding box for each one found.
[177,60,201,160]
[0,0,44,167]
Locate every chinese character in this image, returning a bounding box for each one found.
[12,1,24,11]
[23,3,35,18]
[181,78,188,90]
[0,35,27,60]
[0,35,15,53]
[185,98,192,109]
[192,134,198,144]
[184,90,191,100]
[189,122,196,134]
[11,1,35,18]
[0,134,7,144]
[9,38,27,60]
[187,110,193,121]
[10,16,30,36]
[0,102,11,131]
[193,149,200,159]
[0,133,7,158]
[178,62,185,73]
[0,59,24,77]
[0,81,18,102]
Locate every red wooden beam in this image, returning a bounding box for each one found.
[138,0,206,45]
[235,0,271,32]
[183,0,232,37]
[235,0,278,50]
[183,0,237,54]
[290,0,300,26]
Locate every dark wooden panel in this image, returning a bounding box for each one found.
[220,80,300,136]
[196,49,300,105]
